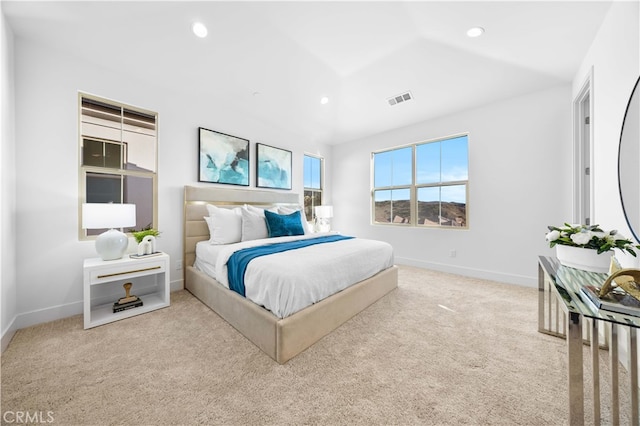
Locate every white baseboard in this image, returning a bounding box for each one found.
[15,300,83,330]
[395,256,537,287]
[170,278,184,292]
[1,316,17,353]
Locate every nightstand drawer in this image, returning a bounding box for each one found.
[90,261,166,284]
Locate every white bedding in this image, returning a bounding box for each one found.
[194,232,394,318]
[194,243,226,280]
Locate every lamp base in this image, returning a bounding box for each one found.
[315,219,331,233]
[95,229,129,261]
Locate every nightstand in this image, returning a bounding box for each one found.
[83,252,170,329]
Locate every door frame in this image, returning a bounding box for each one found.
[573,68,594,225]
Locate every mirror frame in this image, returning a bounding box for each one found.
[618,75,640,243]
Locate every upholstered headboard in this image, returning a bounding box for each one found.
[183,185,301,272]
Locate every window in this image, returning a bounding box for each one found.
[303,154,323,222]
[372,134,468,228]
[79,94,158,238]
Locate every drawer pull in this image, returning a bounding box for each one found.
[97,265,161,279]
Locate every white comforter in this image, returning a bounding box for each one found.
[194,232,394,318]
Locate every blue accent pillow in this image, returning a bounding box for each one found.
[264,210,305,238]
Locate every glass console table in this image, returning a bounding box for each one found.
[538,256,639,425]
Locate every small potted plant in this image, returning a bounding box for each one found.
[129,225,161,256]
[545,223,639,272]
[131,226,161,244]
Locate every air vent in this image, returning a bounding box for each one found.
[387,91,413,106]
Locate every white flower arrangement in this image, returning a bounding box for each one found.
[546,223,640,256]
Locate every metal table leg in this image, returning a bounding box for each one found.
[611,323,619,425]
[629,328,638,425]
[568,310,585,425]
[538,263,545,333]
[592,318,601,425]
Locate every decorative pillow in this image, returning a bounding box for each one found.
[264,210,305,238]
[241,206,269,241]
[204,205,242,244]
[278,205,311,234]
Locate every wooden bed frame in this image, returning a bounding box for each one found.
[183,185,398,364]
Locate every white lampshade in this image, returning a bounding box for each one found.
[82,203,136,229]
[314,205,333,233]
[315,205,333,219]
[82,203,136,261]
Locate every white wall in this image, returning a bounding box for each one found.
[573,0,640,267]
[332,85,573,287]
[1,6,18,351]
[11,37,331,329]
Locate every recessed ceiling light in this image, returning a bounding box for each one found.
[192,22,208,38]
[320,96,329,105]
[466,27,485,38]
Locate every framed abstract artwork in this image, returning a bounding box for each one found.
[256,143,292,190]
[198,127,249,186]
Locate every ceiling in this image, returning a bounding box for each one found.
[3,1,614,145]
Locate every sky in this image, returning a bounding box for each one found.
[304,154,322,189]
[373,135,468,203]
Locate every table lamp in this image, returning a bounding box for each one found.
[82,203,136,260]
[314,205,333,233]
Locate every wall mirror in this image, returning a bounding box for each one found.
[619,76,640,242]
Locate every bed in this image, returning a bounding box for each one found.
[183,185,398,364]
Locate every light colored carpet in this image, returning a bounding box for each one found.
[0,265,630,425]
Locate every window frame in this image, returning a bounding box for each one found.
[303,153,324,223]
[78,92,158,240]
[371,133,469,229]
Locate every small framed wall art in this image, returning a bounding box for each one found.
[198,127,249,186]
[256,143,292,190]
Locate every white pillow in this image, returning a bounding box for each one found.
[241,206,269,241]
[278,205,311,234]
[204,205,242,244]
